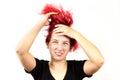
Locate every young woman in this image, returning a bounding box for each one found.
[16,4,104,80]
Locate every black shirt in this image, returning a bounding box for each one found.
[25,58,92,80]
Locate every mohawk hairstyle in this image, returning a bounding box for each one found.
[41,4,78,51]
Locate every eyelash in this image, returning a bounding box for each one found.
[63,43,69,45]
[52,41,69,45]
[52,41,58,43]
[52,41,69,46]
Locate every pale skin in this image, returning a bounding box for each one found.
[16,12,104,80]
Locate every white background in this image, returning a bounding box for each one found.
[0,0,120,80]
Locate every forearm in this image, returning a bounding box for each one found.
[16,21,44,55]
[75,32,104,66]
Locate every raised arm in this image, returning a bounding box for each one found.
[73,31,104,75]
[53,24,104,75]
[16,12,56,72]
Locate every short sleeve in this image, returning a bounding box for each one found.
[74,60,92,78]
[25,58,44,80]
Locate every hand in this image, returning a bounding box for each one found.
[40,12,57,26]
[53,24,78,39]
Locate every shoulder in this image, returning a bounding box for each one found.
[67,60,87,71]
[67,60,87,65]
[67,60,92,78]
[27,58,49,73]
[34,58,49,65]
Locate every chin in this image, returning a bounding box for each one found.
[53,57,66,61]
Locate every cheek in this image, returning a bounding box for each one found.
[49,43,57,50]
[62,45,70,51]
[51,45,56,50]
[66,46,70,51]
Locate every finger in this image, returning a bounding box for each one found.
[53,31,65,36]
[49,12,58,15]
[47,12,58,17]
[53,28,64,33]
[53,27,61,32]
[55,24,64,28]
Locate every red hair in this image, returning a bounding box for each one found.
[41,4,78,51]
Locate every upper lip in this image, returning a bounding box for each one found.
[55,52,63,55]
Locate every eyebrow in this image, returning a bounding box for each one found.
[51,39,69,43]
[63,41,69,43]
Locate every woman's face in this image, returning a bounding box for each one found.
[47,33,70,61]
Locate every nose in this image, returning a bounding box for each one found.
[57,43,63,50]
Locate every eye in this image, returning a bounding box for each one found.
[63,42,69,46]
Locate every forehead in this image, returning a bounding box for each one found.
[51,33,70,42]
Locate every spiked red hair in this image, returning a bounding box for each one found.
[41,4,78,51]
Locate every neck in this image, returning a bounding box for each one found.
[49,59,68,80]
[49,59,67,70]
